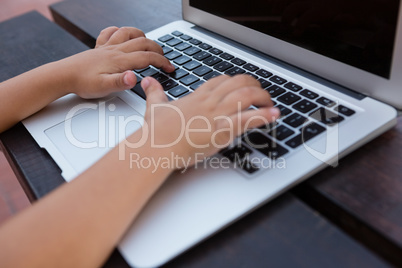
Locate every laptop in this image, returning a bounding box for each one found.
[23,0,399,266]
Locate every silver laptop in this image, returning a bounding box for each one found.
[23,0,399,267]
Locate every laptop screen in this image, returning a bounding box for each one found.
[189,0,400,79]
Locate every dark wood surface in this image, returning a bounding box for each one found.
[0,2,399,267]
[51,0,181,48]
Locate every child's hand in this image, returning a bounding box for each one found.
[61,27,175,98]
[138,75,280,169]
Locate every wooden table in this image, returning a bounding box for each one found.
[0,0,401,266]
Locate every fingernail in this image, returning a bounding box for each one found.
[269,107,280,119]
[123,72,131,86]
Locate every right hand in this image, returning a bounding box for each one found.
[137,74,280,169]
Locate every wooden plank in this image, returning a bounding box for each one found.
[50,0,182,47]
[294,116,402,265]
[0,11,89,200]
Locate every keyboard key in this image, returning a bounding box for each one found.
[184,46,201,56]
[246,73,259,79]
[284,82,302,91]
[317,96,335,107]
[161,79,178,91]
[169,69,189,80]
[293,99,318,113]
[300,89,319,99]
[199,43,212,50]
[209,47,223,55]
[193,51,212,61]
[214,61,234,72]
[171,31,183,36]
[141,68,158,77]
[220,52,234,60]
[269,125,295,141]
[175,43,191,51]
[189,38,202,45]
[193,66,212,76]
[285,135,303,148]
[258,78,272,89]
[134,73,142,84]
[335,105,355,116]
[165,51,182,60]
[203,56,222,66]
[267,85,285,97]
[244,63,259,72]
[225,67,246,76]
[275,104,292,117]
[131,83,146,100]
[152,72,169,83]
[239,159,259,174]
[162,46,173,54]
[301,122,326,141]
[269,75,287,85]
[309,107,344,126]
[183,60,202,71]
[277,92,301,105]
[174,55,192,65]
[154,40,164,47]
[256,69,272,78]
[243,132,289,159]
[286,122,326,148]
[166,38,182,47]
[180,74,199,86]
[158,34,174,42]
[180,34,192,41]
[190,80,205,90]
[168,85,189,98]
[283,113,308,128]
[259,122,278,132]
[134,67,149,73]
[231,58,246,66]
[204,71,221,80]
[221,145,252,162]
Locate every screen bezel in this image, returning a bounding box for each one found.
[183,0,402,109]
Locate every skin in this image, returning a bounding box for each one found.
[0,27,279,267]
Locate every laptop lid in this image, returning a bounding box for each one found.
[183,0,402,109]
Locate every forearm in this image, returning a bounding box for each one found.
[0,130,173,267]
[0,60,72,133]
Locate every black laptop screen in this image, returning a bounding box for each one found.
[190,0,400,78]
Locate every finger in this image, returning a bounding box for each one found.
[194,75,230,93]
[101,70,138,92]
[206,75,261,105]
[219,86,273,113]
[119,51,175,73]
[106,27,146,45]
[220,107,280,136]
[141,77,168,106]
[116,37,164,55]
[96,26,119,48]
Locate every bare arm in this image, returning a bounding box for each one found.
[0,26,174,133]
[0,27,279,267]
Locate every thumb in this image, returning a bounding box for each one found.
[107,70,137,91]
[141,77,168,105]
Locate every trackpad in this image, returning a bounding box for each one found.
[45,97,143,174]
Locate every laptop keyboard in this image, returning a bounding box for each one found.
[131,30,356,175]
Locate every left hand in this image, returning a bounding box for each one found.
[59,26,175,98]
